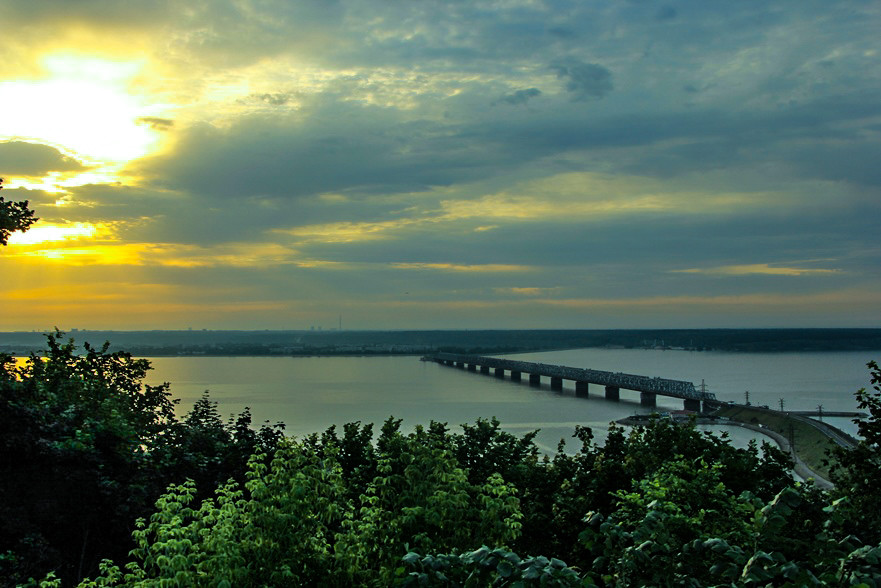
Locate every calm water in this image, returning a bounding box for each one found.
[144,348,880,453]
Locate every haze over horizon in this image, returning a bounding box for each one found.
[2,1,880,331]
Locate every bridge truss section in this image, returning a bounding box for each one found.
[428,353,713,401]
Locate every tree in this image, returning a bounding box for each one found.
[0,332,180,583]
[0,178,38,245]
[828,360,881,544]
[0,332,283,586]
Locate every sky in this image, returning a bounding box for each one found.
[1,0,880,331]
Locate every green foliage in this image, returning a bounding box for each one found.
[398,546,590,587]
[337,419,523,585]
[506,415,794,570]
[81,424,522,586]
[829,360,881,544]
[102,441,351,587]
[0,178,38,246]
[584,457,754,585]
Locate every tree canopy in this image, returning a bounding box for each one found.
[0,178,39,245]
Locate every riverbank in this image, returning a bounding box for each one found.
[713,404,859,481]
[618,403,861,488]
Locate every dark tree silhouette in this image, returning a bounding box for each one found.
[0,178,38,245]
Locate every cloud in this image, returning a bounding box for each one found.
[0,141,87,175]
[656,6,678,20]
[6,222,98,246]
[550,59,613,101]
[132,101,528,202]
[136,117,174,131]
[672,264,842,277]
[497,88,542,106]
[495,287,562,296]
[246,92,296,106]
[389,262,532,273]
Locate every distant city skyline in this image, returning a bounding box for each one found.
[1,1,880,330]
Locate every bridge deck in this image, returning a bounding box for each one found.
[424,352,714,402]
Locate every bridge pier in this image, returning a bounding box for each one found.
[640,391,657,407]
[703,398,721,411]
[575,381,589,397]
[605,386,620,401]
[495,367,505,378]
[683,398,701,412]
[480,365,490,374]
[510,370,521,382]
[550,377,563,391]
[529,373,541,386]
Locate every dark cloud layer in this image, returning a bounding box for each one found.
[0,141,86,175]
[550,60,614,101]
[497,88,542,106]
[134,103,530,202]
[136,117,174,131]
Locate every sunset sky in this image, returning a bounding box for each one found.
[1,0,880,330]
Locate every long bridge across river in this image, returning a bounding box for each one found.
[423,352,716,412]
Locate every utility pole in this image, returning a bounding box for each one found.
[779,398,785,412]
[745,390,750,406]
[817,404,823,421]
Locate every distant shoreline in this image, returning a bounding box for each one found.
[3,328,881,357]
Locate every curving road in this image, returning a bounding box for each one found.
[719,420,835,490]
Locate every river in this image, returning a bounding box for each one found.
[143,348,879,454]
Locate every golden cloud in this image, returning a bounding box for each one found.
[494,287,562,296]
[390,262,532,272]
[276,171,786,248]
[672,263,841,276]
[6,237,309,268]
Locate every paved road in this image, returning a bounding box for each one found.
[718,421,835,490]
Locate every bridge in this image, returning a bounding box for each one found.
[422,352,716,412]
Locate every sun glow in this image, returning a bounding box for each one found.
[7,223,98,246]
[0,54,163,165]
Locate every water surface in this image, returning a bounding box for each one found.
[144,348,879,451]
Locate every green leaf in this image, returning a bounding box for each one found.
[497,560,514,578]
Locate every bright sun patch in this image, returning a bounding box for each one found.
[0,54,162,165]
[7,223,98,246]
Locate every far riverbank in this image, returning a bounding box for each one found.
[4,327,881,358]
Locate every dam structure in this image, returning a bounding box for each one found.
[423,352,715,412]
